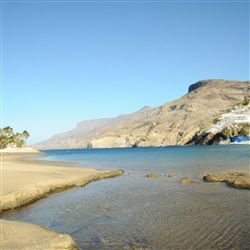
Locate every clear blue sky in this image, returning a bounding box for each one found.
[1,0,249,144]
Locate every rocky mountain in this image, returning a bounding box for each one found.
[33,79,250,149]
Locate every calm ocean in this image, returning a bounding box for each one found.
[4,145,250,249]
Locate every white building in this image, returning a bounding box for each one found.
[207,105,250,134]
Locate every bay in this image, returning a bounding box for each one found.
[4,145,250,249]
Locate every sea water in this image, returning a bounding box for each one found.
[4,145,250,249]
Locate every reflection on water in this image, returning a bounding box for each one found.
[4,145,250,249]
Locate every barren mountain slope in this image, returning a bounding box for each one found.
[33,80,249,149]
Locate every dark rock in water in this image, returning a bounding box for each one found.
[168,173,177,177]
[181,177,194,184]
[147,173,158,178]
[203,171,250,189]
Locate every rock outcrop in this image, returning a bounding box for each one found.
[168,173,177,177]
[188,80,210,93]
[33,80,250,149]
[181,177,194,184]
[203,171,250,189]
[147,173,159,178]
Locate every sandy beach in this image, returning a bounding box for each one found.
[0,149,123,249]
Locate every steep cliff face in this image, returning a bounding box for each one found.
[33,80,250,149]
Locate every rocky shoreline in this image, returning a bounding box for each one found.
[145,170,250,189]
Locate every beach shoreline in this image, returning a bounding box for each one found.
[0,150,123,249]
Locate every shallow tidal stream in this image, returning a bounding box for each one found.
[4,145,250,249]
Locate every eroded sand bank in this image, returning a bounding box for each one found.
[1,219,81,250]
[0,150,123,249]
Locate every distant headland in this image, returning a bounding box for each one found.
[33,79,250,149]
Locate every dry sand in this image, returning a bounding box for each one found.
[0,150,123,249]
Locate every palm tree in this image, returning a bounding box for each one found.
[0,127,30,149]
[15,132,22,139]
[22,130,30,142]
[17,139,25,148]
[3,126,13,137]
[0,134,8,149]
[13,132,22,146]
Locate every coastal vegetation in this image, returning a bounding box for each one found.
[221,123,250,139]
[0,126,30,149]
[242,96,249,106]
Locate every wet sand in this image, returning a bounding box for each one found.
[0,150,123,249]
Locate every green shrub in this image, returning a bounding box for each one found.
[239,123,250,136]
[221,127,233,139]
[242,97,249,106]
[213,118,219,124]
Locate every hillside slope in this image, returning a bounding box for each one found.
[33,80,250,149]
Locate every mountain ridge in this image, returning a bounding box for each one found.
[33,79,250,149]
